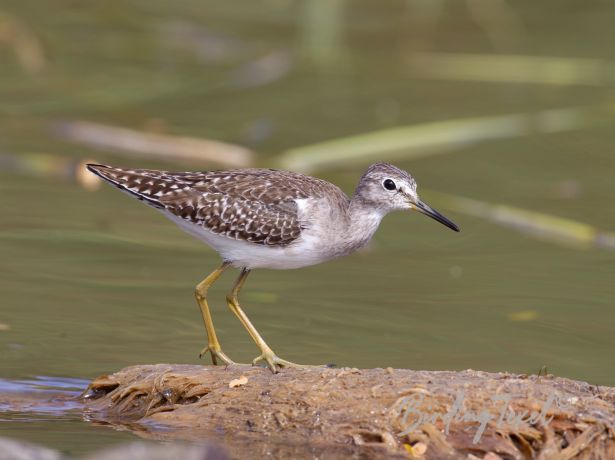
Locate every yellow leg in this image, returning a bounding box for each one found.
[226,268,304,373]
[195,261,234,366]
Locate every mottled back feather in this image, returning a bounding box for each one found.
[86,164,349,246]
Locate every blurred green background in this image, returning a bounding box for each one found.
[1,0,614,455]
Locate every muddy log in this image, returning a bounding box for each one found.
[83,364,615,459]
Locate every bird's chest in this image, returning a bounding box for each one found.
[295,199,382,262]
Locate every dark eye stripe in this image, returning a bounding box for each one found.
[383,179,396,190]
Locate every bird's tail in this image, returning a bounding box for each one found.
[86,163,166,208]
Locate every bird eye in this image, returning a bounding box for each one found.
[383,179,396,191]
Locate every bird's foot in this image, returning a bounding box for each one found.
[252,350,305,373]
[199,345,235,366]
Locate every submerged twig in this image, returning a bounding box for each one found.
[279,103,615,172]
[424,189,615,250]
[0,151,99,190]
[0,11,46,75]
[53,121,254,168]
[406,52,615,86]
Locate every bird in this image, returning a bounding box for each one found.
[86,162,459,373]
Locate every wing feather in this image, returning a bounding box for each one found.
[87,165,348,246]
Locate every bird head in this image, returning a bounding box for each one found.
[355,163,460,232]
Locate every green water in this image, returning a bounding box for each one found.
[1,0,614,456]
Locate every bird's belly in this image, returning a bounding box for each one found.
[165,214,334,270]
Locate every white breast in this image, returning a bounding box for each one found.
[161,196,385,270]
[163,211,334,270]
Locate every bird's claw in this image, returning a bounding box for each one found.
[252,351,305,373]
[199,345,235,366]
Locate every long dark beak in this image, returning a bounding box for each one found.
[414,200,460,232]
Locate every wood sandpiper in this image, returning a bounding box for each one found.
[87,162,459,373]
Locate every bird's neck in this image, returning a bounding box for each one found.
[341,197,387,251]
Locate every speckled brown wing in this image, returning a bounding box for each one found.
[86,164,183,209]
[86,164,347,246]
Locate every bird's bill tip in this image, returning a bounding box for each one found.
[413,200,460,232]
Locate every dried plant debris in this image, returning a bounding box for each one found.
[228,375,248,388]
[83,364,615,459]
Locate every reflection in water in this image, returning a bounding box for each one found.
[0,376,85,418]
